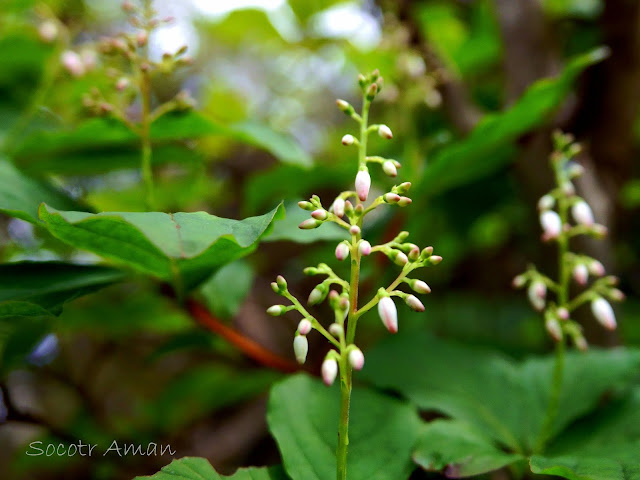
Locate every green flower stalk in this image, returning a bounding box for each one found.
[513,131,624,453]
[268,70,442,480]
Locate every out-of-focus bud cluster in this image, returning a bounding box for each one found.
[513,131,623,349]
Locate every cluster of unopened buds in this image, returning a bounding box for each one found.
[267,70,441,386]
[514,131,624,349]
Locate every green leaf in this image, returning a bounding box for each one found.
[361,331,640,467]
[199,260,255,320]
[264,202,348,244]
[134,457,289,480]
[530,452,640,480]
[0,262,126,318]
[38,203,284,290]
[0,158,87,223]
[267,374,422,480]
[413,420,524,477]
[420,47,609,196]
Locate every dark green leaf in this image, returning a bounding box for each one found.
[267,374,422,480]
[38,203,284,290]
[134,457,289,480]
[199,260,255,320]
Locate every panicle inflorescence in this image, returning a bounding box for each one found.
[513,131,624,349]
[266,70,441,384]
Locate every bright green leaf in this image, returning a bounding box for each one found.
[267,374,422,480]
[264,202,348,244]
[134,457,289,480]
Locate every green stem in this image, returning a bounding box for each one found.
[336,355,352,480]
[140,68,154,211]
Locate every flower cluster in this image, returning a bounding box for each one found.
[513,131,624,349]
[267,70,441,386]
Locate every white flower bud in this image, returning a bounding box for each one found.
[573,264,589,285]
[428,255,443,265]
[512,275,527,288]
[384,193,401,204]
[61,51,85,77]
[397,196,412,207]
[572,201,594,227]
[382,161,397,177]
[38,20,59,43]
[349,225,361,235]
[116,77,130,91]
[298,319,312,335]
[311,209,327,220]
[545,317,563,341]
[299,218,322,229]
[322,358,338,386]
[538,194,555,211]
[527,281,546,311]
[359,240,372,256]
[378,296,398,333]
[342,134,355,146]
[332,198,345,217]
[335,242,350,261]
[405,294,425,312]
[540,211,562,239]
[378,124,393,139]
[308,285,327,305]
[412,280,431,294]
[355,170,371,201]
[567,162,585,178]
[349,349,365,370]
[575,336,588,351]
[588,260,606,276]
[293,335,308,364]
[267,305,287,316]
[591,297,616,330]
[329,323,343,337]
[557,307,570,320]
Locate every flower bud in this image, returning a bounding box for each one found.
[378,125,393,139]
[378,296,398,333]
[384,193,401,204]
[308,284,329,305]
[61,51,85,77]
[406,294,425,312]
[566,162,585,178]
[428,255,443,265]
[366,83,378,100]
[322,358,338,386]
[329,323,343,337]
[538,194,555,211]
[332,198,345,217]
[299,218,322,230]
[344,201,354,216]
[573,264,588,285]
[38,20,58,43]
[293,335,308,364]
[276,275,287,291]
[575,336,588,351]
[591,297,616,330]
[335,242,350,261]
[122,0,135,12]
[298,319,312,335]
[557,307,570,320]
[410,279,431,294]
[342,134,356,146]
[390,250,408,266]
[512,275,526,288]
[349,348,365,370]
[408,245,420,261]
[540,210,562,239]
[572,201,594,227]
[528,281,546,311]
[355,170,371,201]
[421,246,434,258]
[136,31,148,47]
[271,282,279,293]
[349,225,361,235]
[298,200,313,211]
[359,240,372,256]
[382,160,397,177]
[311,209,327,220]
[545,317,563,341]
[562,182,576,196]
[610,289,625,301]
[303,267,319,275]
[336,99,354,115]
[396,182,412,194]
[397,196,412,207]
[116,77,130,91]
[588,260,606,276]
[267,305,287,316]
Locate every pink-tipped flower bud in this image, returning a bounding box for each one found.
[276,275,287,290]
[322,358,338,386]
[573,264,589,285]
[335,242,350,261]
[122,0,135,13]
[136,31,148,47]
[359,240,372,256]
[589,260,606,276]
[299,218,322,230]
[428,255,443,265]
[411,280,431,294]
[298,319,312,335]
[406,294,425,312]
[610,289,625,301]
[329,323,343,337]
[342,134,356,146]
[528,281,546,311]
[378,296,398,333]
[575,336,588,352]
[311,209,327,220]
[540,210,562,240]
[384,193,401,204]
[397,182,412,194]
[397,196,412,207]
[349,349,365,370]
[267,305,287,316]
[293,335,308,364]
[116,77,130,91]
[591,297,616,330]
[38,20,58,43]
[349,225,361,235]
[355,169,371,201]
[557,307,570,320]
[332,198,345,217]
[545,317,563,341]
[562,182,576,196]
[61,51,85,77]
[512,275,527,288]
[378,124,393,139]
[572,201,594,227]
[382,160,397,177]
[408,245,420,261]
[344,201,354,216]
[538,194,555,211]
[298,200,313,211]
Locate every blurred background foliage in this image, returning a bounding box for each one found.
[0,0,639,478]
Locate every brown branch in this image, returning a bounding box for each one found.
[185,299,300,374]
